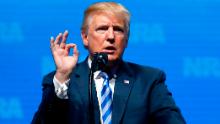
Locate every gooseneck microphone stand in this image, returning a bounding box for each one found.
[88,52,108,124]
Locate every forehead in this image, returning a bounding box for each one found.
[89,13,125,28]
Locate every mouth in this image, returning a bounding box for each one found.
[102,46,116,54]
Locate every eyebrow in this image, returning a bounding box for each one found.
[95,24,124,29]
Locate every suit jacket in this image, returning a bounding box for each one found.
[32,59,185,124]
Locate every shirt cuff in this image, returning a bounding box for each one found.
[53,76,70,99]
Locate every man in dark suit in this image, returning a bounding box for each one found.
[32,2,185,124]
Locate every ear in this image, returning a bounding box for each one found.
[81,31,89,49]
[124,29,129,48]
[125,40,128,48]
[124,35,129,48]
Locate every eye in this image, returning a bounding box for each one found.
[96,26,108,34]
[113,26,124,33]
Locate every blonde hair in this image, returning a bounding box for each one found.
[81,2,130,35]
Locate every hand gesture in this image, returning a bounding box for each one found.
[50,30,79,83]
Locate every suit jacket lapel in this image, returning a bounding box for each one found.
[112,61,135,124]
[69,59,100,124]
[71,60,90,105]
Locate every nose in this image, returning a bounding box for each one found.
[107,27,115,43]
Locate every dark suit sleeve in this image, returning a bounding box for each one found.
[31,72,69,124]
[149,71,186,124]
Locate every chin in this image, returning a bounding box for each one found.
[107,54,120,62]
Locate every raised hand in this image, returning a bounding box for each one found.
[50,30,79,83]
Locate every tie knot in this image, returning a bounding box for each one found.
[99,72,109,81]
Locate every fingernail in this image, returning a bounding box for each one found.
[59,33,62,35]
[65,30,68,33]
[50,36,54,40]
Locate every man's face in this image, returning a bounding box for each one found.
[81,13,128,62]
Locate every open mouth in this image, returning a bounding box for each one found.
[102,46,116,54]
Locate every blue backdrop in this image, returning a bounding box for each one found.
[0,0,220,124]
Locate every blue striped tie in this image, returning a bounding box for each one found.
[100,72,112,124]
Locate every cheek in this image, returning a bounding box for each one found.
[88,35,105,52]
[116,39,127,50]
[88,34,98,45]
[90,32,104,42]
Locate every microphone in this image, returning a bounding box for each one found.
[91,52,108,72]
[88,52,108,124]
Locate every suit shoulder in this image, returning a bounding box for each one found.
[126,62,163,73]
[126,62,166,79]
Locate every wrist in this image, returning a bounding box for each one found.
[55,71,70,83]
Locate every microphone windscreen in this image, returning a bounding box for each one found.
[91,52,108,71]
